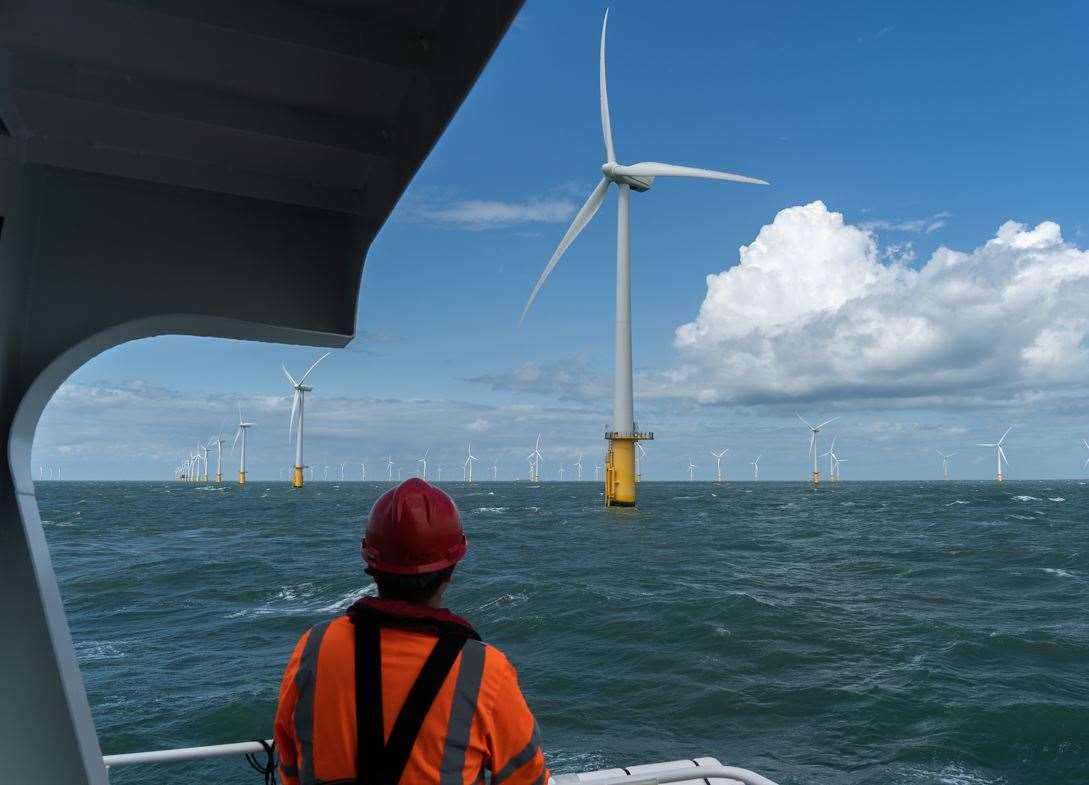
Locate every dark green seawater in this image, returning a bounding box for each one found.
[38,480,1089,785]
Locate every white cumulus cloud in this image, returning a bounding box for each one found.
[668,201,1089,408]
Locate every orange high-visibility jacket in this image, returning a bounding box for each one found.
[275,597,548,785]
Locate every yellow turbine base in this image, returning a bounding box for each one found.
[605,438,637,507]
[811,471,820,485]
[996,473,1004,483]
[238,471,246,486]
[292,467,305,488]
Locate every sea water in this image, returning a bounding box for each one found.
[37,480,1089,784]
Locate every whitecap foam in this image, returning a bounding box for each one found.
[1042,568,1074,578]
[475,507,508,513]
[74,640,127,662]
[945,500,970,506]
[1012,494,1041,501]
[1049,497,1065,502]
[317,584,376,613]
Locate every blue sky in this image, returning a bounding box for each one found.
[32,1,1089,480]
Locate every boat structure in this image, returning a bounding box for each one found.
[0,2,780,783]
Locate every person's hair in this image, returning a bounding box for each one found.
[366,566,454,603]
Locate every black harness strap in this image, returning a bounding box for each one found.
[353,615,468,785]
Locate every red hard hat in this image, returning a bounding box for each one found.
[362,479,467,574]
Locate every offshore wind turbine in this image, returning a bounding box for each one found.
[208,435,226,483]
[711,449,728,483]
[360,461,367,481]
[820,437,838,482]
[339,461,346,482]
[284,352,330,489]
[233,406,254,485]
[595,465,601,482]
[977,426,1012,482]
[635,442,648,482]
[750,455,762,481]
[464,443,478,483]
[559,464,566,481]
[417,449,429,480]
[492,460,499,481]
[520,10,767,508]
[1081,439,1089,472]
[937,450,956,481]
[197,443,210,482]
[385,456,394,482]
[528,434,542,483]
[687,458,697,482]
[797,413,838,485]
[574,453,583,481]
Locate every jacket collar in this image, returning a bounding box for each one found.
[346,596,480,640]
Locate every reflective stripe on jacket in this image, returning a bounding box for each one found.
[274,598,548,785]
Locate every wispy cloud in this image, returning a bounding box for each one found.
[410,198,575,231]
[861,211,951,234]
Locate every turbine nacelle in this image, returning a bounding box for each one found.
[601,162,654,192]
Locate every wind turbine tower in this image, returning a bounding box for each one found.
[798,413,838,485]
[711,449,728,483]
[937,450,956,481]
[520,11,767,507]
[977,427,1012,482]
[1081,439,1089,473]
[233,407,254,485]
[284,352,330,489]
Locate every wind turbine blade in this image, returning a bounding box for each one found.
[796,412,814,430]
[999,446,1009,467]
[238,404,244,425]
[299,352,331,384]
[599,9,615,163]
[232,428,241,450]
[998,426,1013,445]
[288,390,300,443]
[1084,439,1089,450]
[1083,456,1089,469]
[808,433,815,455]
[521,178,610,322]
[976,443,996,447]
[816,417,839,429]
[611,162,768,186]
[282,364,298,387]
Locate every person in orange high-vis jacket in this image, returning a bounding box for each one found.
[274,479,548,785]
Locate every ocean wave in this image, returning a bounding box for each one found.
[475,506,508,513]
[1041,568,1074,578]
[945,500,970,506]
[476,592,528,612]
[900,763,1000,785]
[74,640,127,662]
[1011,494,1041,501]
[1049,497,1065,502]
[227,583,375,618]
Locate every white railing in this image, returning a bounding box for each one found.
[102,743,781,785]
[103,739,272,768]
